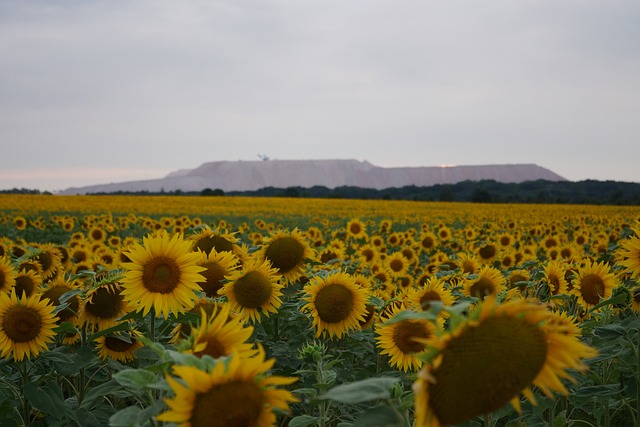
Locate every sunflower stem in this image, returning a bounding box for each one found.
[18,360,31,426]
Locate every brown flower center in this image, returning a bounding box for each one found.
[190,381,264,427]
[142,256,181,294]
[3,305,42,343]
[314,284,354,323]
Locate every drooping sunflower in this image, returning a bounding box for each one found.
[413,297,597,427]
[189,226,240,256]
[376,305,438,372]
[195,250,238,298]
[170,299,236,344]
[78,281,130,331]
[32,244,62,280]
[187,304,255,360]
[156,346,297,427]
[256,229,315,283]
[543,260,569,297]
[463,266,507,300]
[95,328,144,363]
[570,260,619,310]
[0,291,57,361]
[122,230,206,319]
[302,272,368,339]
[219,258,283,323]
[39,276,80,324]
[14,269,41,298]
[0,256,17,294]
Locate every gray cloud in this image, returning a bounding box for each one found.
[1,0,639,190]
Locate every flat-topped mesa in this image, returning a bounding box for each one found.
[60,159,566,194]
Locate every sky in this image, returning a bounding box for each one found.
[1,0,639,192]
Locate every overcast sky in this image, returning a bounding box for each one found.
[1,0,639,192]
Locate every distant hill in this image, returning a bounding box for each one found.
[60,159,566,194]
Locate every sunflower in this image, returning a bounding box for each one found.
[302,272,368,339]
[157,346,297,427]
[631,287,640,313]
[13,216,27,230]
[543,260,569,297]
[356,244,379,266]
[219,258,283,323]
[463,266,507,300]
[88,226,106,243]
[616,225,640,278]
[0,291,57,361]
[39,276,80,323]
[0,256,17,294]
[507,269,531,294]
[570,260,619,310]
[346,218,367,239]
[122,230,206,319]
[32,244,62,279]
[195,250,238,298]
[385,252,410,278]
[189,226,240,256]
[95,329,144,363]
[187,304,255,359]
[476,243,498,264]
[419,232,438,253]
[407,277,455,313]
[376,306,437,372]
[78,282,130,331]
[257,229,314,283]
[14,269,41,298]
[413,297,597,427]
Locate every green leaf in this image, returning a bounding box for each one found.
[319,377,400,404]
[551,410,568,427]
[23,381,67,419]
[587,294,628,313]
[354,406,403,427]
[80,379,123,410]
[58,288,83,304]
[381,310,437,326]
[573,384,620,398]
[109,406,141,427]
[288,415,324,427]
[593,324,627,340]
[88,322,134,341]
[113,369,159,390]
[52,321,77,334]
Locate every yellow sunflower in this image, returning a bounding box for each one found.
[631,287,640,313]
[219,258,283,323]
[385,251,410,278]
[543,260,569,297]
[0,256,17,294]
[457,252,481,275]
[189,226,240,256]
[0,291,57,361]
[476,242,499,264]
[95,329,144,363]
[122,230,206,319]
[14,269,41,298]
[376,306,438,372]
[413,297,597,427]
[257,229,315,283]
[39,276,80,324]
[196,249,238,298]
[156,346,297,427]
[346,218,368,239]
[302,272,368,339]
[13,216,27,230]
[187,304,255,359]
[32,244,62,279]
[463,266,507,300]
[78,282,130,331]
[407,277,455,313]
[616,225,640,278]
[570,260,619,310]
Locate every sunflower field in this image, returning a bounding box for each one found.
[0,194,639,427]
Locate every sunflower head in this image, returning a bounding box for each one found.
[302,272,368,339]
[219,258,283,323]
[570,260,619,310]
[257,229,314,283]
[0,291,57,361]
[463,266,507,300]
[0,257,17,294]
[122,230,206,319]
[413,297,597,426]
[157,346,297,427]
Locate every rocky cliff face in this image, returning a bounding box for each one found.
[60,159,566,194]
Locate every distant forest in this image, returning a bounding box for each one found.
[3,179,640,205]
